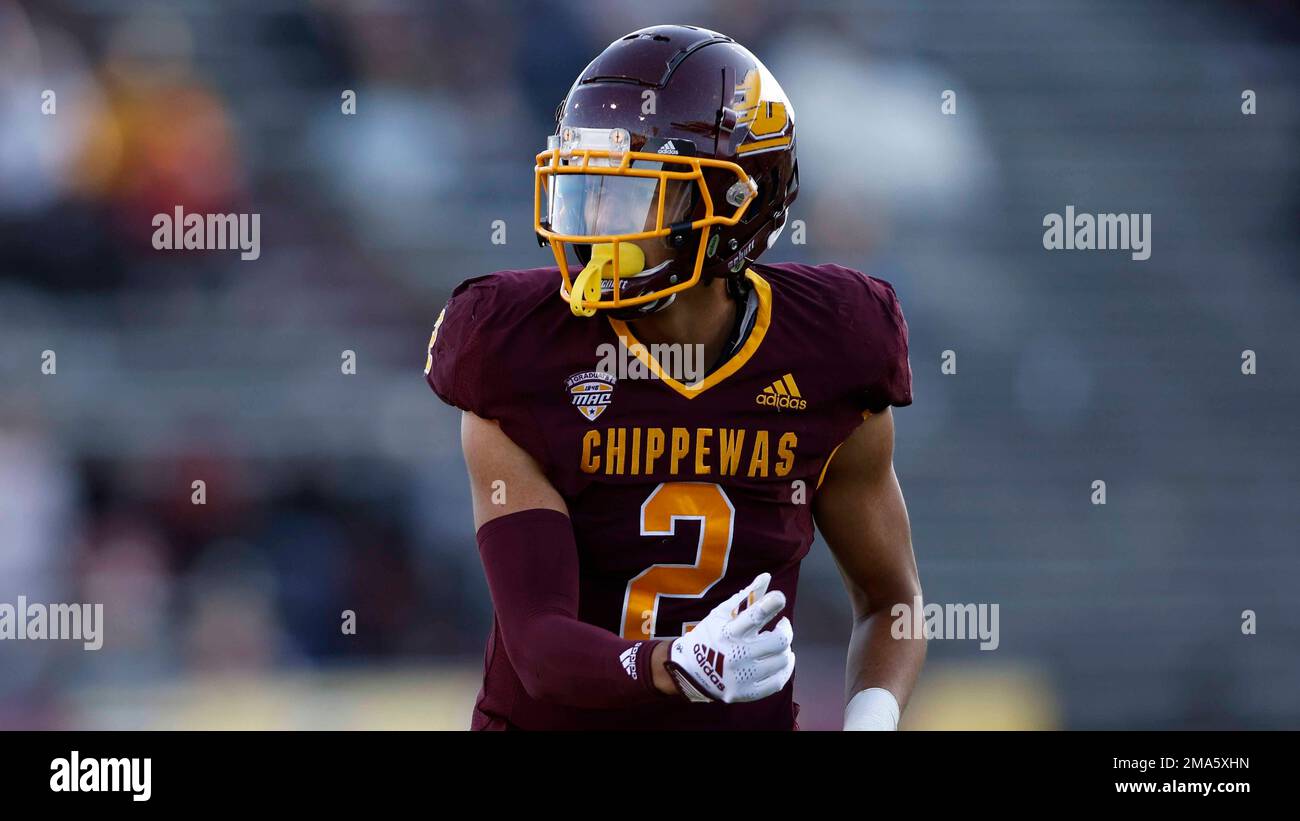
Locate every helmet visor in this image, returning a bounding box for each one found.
[546,161,693,238]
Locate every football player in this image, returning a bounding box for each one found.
[426,25,924,730]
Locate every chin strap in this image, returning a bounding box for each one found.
[568,242,645,317]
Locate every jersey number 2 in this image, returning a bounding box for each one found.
[620,482,735,640]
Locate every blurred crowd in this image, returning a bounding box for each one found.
[1,0,1297,729]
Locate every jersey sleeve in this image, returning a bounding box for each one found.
[424,271,555,470]
[425,275,495,415]
[844,269,912,414]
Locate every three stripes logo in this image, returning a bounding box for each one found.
[756,373,807,411]
[693,643,726,692]
[619,643,640,681]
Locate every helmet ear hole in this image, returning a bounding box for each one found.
[574,243,593,265]
[740,169,780,225]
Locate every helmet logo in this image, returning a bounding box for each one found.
[657,140,680,155]
[733,69,792,154]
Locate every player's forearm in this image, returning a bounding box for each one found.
[507,612,671,707]
[812,414,925,725]
[845,603,926,711]
[476,508,676,708]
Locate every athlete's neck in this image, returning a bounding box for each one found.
[625,279,737,377]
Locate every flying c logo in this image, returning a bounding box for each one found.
[733,69,792,153]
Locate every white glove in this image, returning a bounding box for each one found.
[665,573,795,703]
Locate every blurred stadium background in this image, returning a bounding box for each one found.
[1,0,1297,730]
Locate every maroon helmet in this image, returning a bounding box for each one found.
[535,25,798,318]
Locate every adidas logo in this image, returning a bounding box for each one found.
[693,643,726,691]
[657,140,679,155]
[619,644,640,680]
[755,373,807,411]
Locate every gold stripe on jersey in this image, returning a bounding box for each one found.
[607,269,773,401]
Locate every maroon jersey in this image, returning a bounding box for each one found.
[426,262,911,730]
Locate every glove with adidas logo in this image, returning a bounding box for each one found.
[664,573,795,704]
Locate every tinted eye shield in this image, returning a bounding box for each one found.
[535,128,757,315]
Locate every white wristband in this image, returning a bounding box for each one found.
[843,687,900,731]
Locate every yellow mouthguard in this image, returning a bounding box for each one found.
[568,242,645,317]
